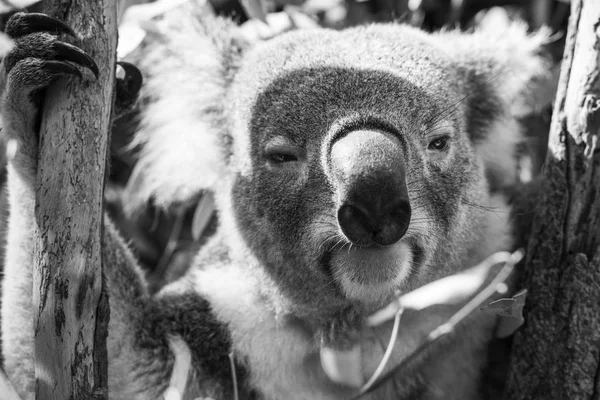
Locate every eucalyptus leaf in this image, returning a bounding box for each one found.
[0,0,40,13]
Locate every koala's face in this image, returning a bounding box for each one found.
[220,24,531,320]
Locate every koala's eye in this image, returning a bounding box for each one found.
[264,136,302,167]
[427,136,450,151]
[268,152,298,163]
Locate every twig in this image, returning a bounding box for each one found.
[229,352,239,400]
[163,335,192,400]
[359,308,404,394]
[353,250,523,399]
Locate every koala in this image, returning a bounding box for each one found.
[1,3,549,400]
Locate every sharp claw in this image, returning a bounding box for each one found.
[54,42,99,79]
[6,12,77,39]
[43,60,83,80]
[117,61,143,95]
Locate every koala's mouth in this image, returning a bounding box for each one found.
[327,240,416,307]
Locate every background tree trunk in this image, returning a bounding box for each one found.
[32,0,117,399]
[505,0,600,398]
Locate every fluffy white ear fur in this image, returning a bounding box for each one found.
[439,22,551,111]
[123,2,245,215]
[438,23,552,188]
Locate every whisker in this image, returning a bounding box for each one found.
[461,199,508,214]
[347,242,355,253]
[410,228,444,244]
[408,193,432,203]
[410,217,436,224]
[424,70,504,129]
[424,123,457,137]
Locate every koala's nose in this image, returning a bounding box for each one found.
[337,199,411,247]
[329,129,411,247]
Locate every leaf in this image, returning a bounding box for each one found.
[192,192,215,241]
[117,23,147,59]
[0,368,22,400]
[482,289,527,318]
[0,33,14,59]
[240,0,268,24]
[481,289,527,338]
[0,0,40,13]
[320,344,364,388]
[368,251,516,326]
[118,0,201,58]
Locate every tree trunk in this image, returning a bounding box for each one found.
[505,0,600,399]
[32,1,117,399]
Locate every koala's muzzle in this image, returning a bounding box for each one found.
[330,130,411,247]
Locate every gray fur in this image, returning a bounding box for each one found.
[1,4,550,400]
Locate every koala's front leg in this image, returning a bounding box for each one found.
[0,12,98,398]
[1,12,98,183]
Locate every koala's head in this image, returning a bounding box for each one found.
[131,8,549,327]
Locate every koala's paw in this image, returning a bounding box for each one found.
[1,12,98,178]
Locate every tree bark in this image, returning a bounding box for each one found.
[505,0,600,399]
[32,1,117,399]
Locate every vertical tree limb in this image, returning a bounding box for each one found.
[32,1,117,399]
[505,1,600,399]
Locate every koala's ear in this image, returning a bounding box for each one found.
[123,6,248,215]
[438,23,552,188]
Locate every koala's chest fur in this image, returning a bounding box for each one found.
[181,264,499,400]
[166,190,512,400]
